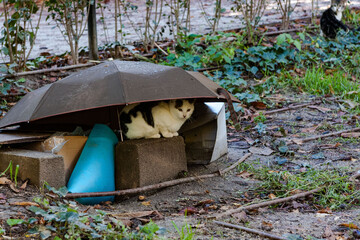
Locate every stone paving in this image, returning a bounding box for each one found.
[0,0,359,61]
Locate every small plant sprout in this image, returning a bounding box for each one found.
[14,165,19,187]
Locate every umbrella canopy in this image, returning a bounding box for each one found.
[0,60,239,129]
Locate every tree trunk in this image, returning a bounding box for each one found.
[88,0,99,60]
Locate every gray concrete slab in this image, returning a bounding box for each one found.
[0,149,65,188]
[115,136,187,190]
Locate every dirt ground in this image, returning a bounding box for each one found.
[1,91,360,239]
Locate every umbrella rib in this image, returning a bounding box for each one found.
[28,83,56,122]
[111,61,128,105]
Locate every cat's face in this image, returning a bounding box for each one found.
[331,0,346,12]
[170,99,195,120]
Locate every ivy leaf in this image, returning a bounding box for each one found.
[254,123,267,134]
[276,33,288,45]
[278,145,289,153]
[293,40,301,51]
[250,66,258,75]
[1,47,9,56]
[7,219,25,227]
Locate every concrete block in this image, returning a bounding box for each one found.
[115,136,187,190]
[0,149,65,188]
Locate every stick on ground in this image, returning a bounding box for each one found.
[65,153,252,199]
[213,221,287,240]
[1,62,96,78]
[215,187,323,219]
[292,127,360,145]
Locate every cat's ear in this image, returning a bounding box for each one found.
[175,99,183,108]
[187,98,196,104]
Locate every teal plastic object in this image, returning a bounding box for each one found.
[67,124,118,205]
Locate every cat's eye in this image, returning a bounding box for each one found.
[187,109,190,112]
[178,108,182,111]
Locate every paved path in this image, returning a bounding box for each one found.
[0,0,359,62]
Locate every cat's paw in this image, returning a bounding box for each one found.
[147,133,161,139]
[162,132,174,138]
[172,132,179,136]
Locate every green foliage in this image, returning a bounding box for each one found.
[343,8,360,28]
[7,219,25,227]
[254,112,266,124]
[166,32,244,69]
[172,221,196,240]
[0,161,12,177]
[25,186,164,239]
[237,163,359,210]
[0,0,40,70]
[294,68,360,103]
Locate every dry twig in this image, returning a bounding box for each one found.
[0,62,96,78]
[350,171,360,182]
[154,42,168,56]
[214,187,323,219]
[65,153,252,199]
[292,127,360,145]
[213,221,286,240]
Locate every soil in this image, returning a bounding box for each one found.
[1,89,360,239]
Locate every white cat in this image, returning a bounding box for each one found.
[120,99,195,139]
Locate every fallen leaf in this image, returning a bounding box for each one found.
[268,193,276,199]
[343,100,359,109]
[292,201,304,209]
[301,125,319,133]
[141,201,151,206]
[219,205,230,211]
[10,202,40,207]
[244,137,255,145]
[207,205,218,210]
[0,177,11,185]
[0,193,6,204]
[20,180,28,190]
[251,101,267,110]
[249,146,273,156]
[179,207,198,215]
[341,132,360,138]
[237,171,253,179]
[319,143,341,149]
[322,225,336,240]
[120,219,132,227]
[292,139,303,145]
[112,210,163,220]
[290,189,302,195]
[232,211,248,222]
[9,183,19,193]
[261,221,273,231]
[339,223,359,229]
[195,199,214,207]
[318,207,333,214]
[308,105,331,113]
[138,195,146,201]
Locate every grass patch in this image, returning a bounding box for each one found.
[238,163,359,210]
[294,68,360,103]
[329,137,360,145]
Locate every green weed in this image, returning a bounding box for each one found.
[329,137,360,144]
[0,161,12,177]
[172,221,196,240]
[294,68,360,103]
[22,185,166,239]
[237,163,359,210]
